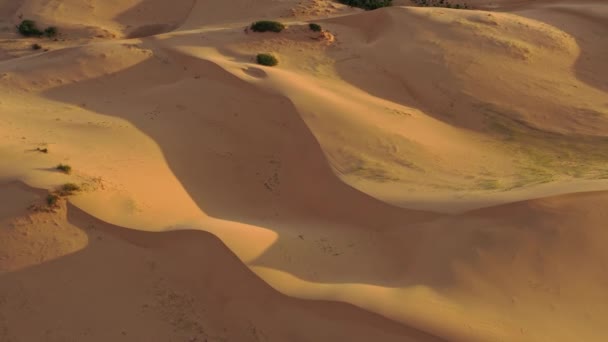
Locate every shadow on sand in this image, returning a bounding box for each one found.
[0,195,445,341]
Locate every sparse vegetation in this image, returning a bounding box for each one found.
[250,21,285,33]
[32,43,42,50]
[410,0,470,9]
[37,183,80,210]
[480,104,608,188]
[46,194,59,207]
[43,26,57,38]
[17,20,58,38]
[477,178,501,190]
[18,20,42,37]
[59,183,81,196]
[36,147,48,153]
[339,0,392,10]
[309,23,322,32]
[256,53,279,66]
[56,163,72,174]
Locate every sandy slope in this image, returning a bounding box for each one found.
[1,0,608,341]
[1,183,443,342]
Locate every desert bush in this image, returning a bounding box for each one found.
[59,183,81,196]
[46,194,59,207]
[56,163,72,174]
[17,20,58,38]
[43,26,57,38]
[32,43,42,50]
[309,23,322,32]
[339,0,392,10]
[18,20,43,37]
[250,21,285,33]
[256,53,278,66]
[36,147,48,153]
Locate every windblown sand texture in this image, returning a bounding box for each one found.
[1,0,608,341]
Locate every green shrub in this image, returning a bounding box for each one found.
[44,26,57,38]
[46,194,59,207]
[59,183,81,196]
[256,53,278,66]
[18,20,43,37]
[338,0,392,10]
[250,21,285,33]
[309,23,322,32]
[56,163,72,174]
[17,20,59,38]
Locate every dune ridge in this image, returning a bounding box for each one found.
[1,182,446,342]
[1,0,608,341]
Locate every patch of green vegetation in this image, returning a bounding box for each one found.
[59,183,81,196]
[309,23,322,32]
[350,166,401,182]
[46,194,60,207]
[478,102,608,188]
[17,20,58,38]
[43,26,57,38]
[508,167,555,189]
[17,20,42,37]
[56,163,72,174]
[339,0,392,10]
[250,21,285,33]
[256,53,278,66]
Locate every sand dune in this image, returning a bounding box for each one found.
[0,183,443,342]
[1,0,608,341]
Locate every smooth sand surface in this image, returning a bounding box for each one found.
[1,0,607,341]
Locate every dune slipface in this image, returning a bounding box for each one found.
[1,0,607,341]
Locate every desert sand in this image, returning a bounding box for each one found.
[1,0,607,341]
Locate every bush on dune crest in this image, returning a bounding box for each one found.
[309,23,322,32]
[59,183,81,196]
[339,0,392,10]
[56,163,72,174]
[250,21,285,33]
[17,20,41,36]
[17,20,58,38]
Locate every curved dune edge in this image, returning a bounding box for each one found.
[2,178,608,341]
[1,0,608,341]
[0,183,443,342]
